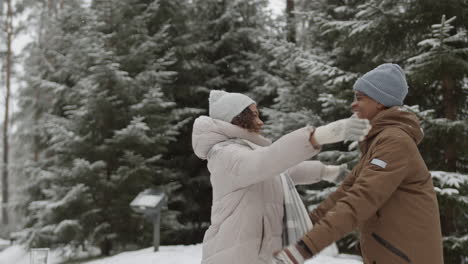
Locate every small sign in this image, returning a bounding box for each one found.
[130,189,166,214]
[130,188,166,252]
[131,193,163,208]
[30,248,49,264]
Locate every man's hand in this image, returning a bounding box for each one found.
[313,117,371,145]
[273,242,313,264]
[272,244,305,264]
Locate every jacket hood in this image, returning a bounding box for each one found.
[366,106,424,144]
[192,116,271,160]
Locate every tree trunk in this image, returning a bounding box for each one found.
[48,0,56,16]
[33,89,40,162]
[2,0,13,225]
[99,238,112,256]
[33,2,52,162]
[440,75,458,242]
[286,0,295,43]
[442,76,457,171]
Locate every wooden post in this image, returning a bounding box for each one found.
[153,213,161,251]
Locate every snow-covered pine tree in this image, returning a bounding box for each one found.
[256,0,468,258]
[242,0,369,253]
[296,0,412,253]
[249,34,363,253]
[127,0,211,245]
[158,0,272,244]
[11,0,70,232]
[406,15,468,262]
[252,0,375,164]
[17,0,107,251]
[17,0,180,255]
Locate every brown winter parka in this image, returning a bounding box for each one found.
[301,107,444,264]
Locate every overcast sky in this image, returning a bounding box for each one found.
[269,0,285,16]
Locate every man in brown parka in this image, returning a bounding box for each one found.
[274,63,444,264]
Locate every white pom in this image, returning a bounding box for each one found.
[209,90,227,105]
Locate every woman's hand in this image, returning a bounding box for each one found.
[322,164,350,183]
[312,117,371,145]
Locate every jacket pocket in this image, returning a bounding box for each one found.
[372,233,411,263]
[258,216,265,255]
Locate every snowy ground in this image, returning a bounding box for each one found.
[0,239,9,252]
[0,243,362,264]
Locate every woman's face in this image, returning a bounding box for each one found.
[248,104,264,134]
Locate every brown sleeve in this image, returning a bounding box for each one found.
[309,165,355,224]
[309,183,348,224]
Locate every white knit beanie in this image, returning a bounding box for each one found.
[208,90,256,123]
[353,63,408,107]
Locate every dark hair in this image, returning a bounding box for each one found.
[231,107,259,132]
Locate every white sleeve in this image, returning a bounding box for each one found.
[212,126,321,189]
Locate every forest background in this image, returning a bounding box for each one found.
[0,0,467,263]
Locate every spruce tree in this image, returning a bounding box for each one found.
[256,0,468,259]
[249,35,362,253]
[406,15,468,262]
[160,0,272,244]
[17,0,180,254]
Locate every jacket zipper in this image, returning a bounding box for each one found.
[372,233,411,263]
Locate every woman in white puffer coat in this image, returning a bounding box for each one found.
[192,90,370,264]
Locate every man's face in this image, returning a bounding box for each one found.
[351,91,384,121]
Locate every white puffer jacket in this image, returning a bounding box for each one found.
[192,116,326,264]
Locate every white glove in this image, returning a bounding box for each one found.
[313,117,371,145]
[322,164,350,183]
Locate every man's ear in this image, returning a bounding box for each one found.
[376,103,386,110]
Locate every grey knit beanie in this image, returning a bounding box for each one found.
[353,63,408,107]
[208,90,256,122]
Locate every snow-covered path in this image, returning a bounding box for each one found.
[0,243,362,264]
